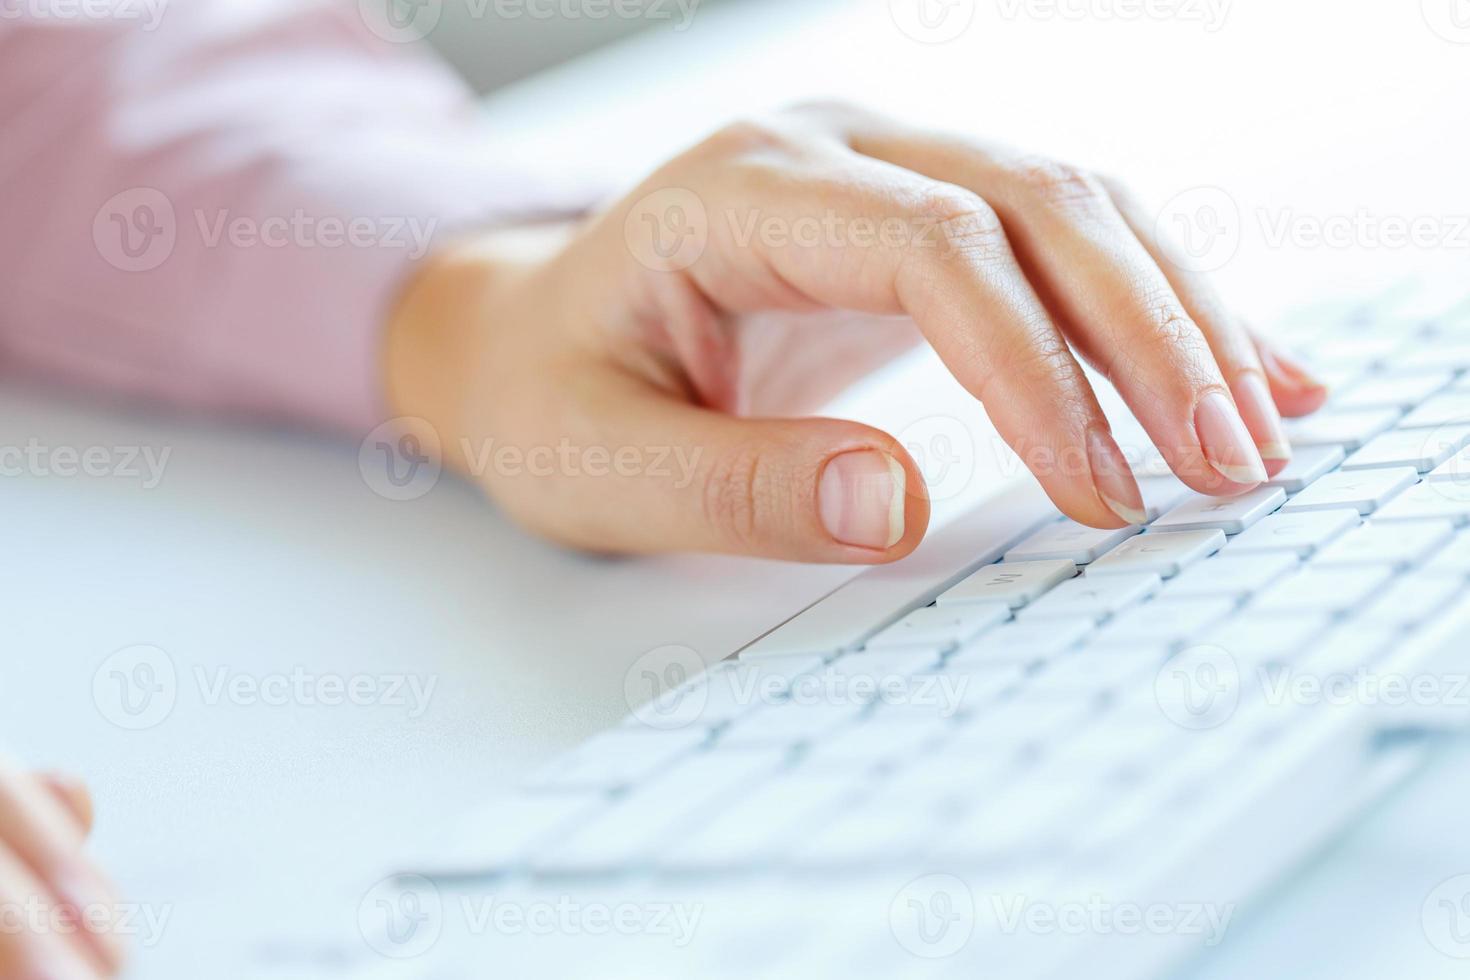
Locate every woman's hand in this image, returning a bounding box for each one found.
[0,765,124,978]
[388,103,1327,563]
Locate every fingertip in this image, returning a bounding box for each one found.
[1273,384,1330,418]
[1257,339,1330,415]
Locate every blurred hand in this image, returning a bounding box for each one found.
[388,102,1327,563]
[0,764,123,979]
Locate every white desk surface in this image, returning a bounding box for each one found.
[4,0,1470,975]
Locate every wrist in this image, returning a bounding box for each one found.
[383,225,573,475]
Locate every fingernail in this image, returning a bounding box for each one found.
[1261,343,1327,394]
[1195,390,1268,485]
[1233,371,1292,462]
[818,450,905,549]
[1086,429,1146,525]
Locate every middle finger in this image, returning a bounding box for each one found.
[827,115,1267,494]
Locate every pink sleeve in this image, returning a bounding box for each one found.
[0,2,599,434]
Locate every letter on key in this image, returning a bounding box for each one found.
[1087,529,1225,578]
[938,560,1078,609]
[1151,486,1286,534]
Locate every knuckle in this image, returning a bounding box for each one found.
[702,117,791,159]
[783,98,866,124]
[699,444,772,549]
[907,186,1009,264]
[1144,301,1206,350]
[1009,156,1108,209]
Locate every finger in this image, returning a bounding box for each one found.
[1251,331,1330,418]
[1096,176,1296,475]
[821,111,1267,495]
[618,128,1145,529]
[0,847,103,980]
[493,365,929,562]
[35,775,94,838]
[0,762,124,975]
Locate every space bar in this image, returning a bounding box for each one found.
[739,483,1054,658]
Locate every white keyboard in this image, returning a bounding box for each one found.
[365,288,1470,980]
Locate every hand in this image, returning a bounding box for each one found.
[387,103,1327,563]
[0,765,124,979]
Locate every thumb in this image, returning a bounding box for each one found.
[500,377,931,563]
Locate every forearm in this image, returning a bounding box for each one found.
[0,5,600,434]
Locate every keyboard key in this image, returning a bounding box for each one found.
[1423,535,1470,575]
[937,559,1077,609]
[719,700,869,747]
[1331,370,1453,409]
[1023,653,1160,698]
[1342,425,1470,472]
[1152,486,1286,534]
[531,747,790,872]
[1195,613,1330,667]
[1087,529,1225,578]
[947,617,1095,666]
[1004,520,1141,564]
[527,727,710,790]
[1225,509,1359,558]
[1250,566,1396,615]
[1428,446,1470,484]
[1399,391,1470,429]
[1164,553,1300,599]
[951,698,1095,750]
[1291,623,1402,676]
[1373,480,1470,525]
[1282,408,1401,450]
[792,796,945,866]
[938,779,1095,863]
[1303,335,1408,370]
[1313,520,1454,568]
[898,664,1024,717]
[1019,572,1162,623]
[800,721,949,769]
[1359,574,1466,625]
[627,655,824,730]
[823,648,945,680]
[866,603,1010,651]
[1089,598,1236,648]
[658,771,859,869]
[1279,467,1418,515]
[1136,476,1192,520]
[1393,342,1470,373]
[1266,445,1345,492]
